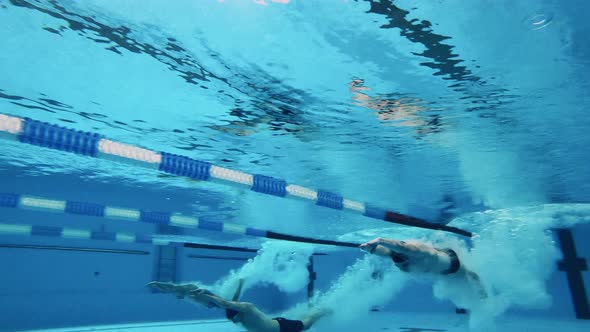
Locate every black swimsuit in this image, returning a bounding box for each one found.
[390,248,460,274]
[226,310,304,332]
[226,309,239,321]
[438,248,461,274]
[273,317,304,332]
[390,252,411,272]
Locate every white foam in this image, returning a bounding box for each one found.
[433,203,590,329]
[334,203,590,329]
[187,240,313,298]
[286,255,409,327]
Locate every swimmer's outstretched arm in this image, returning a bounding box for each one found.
[147,281,214,307]
[362,244,392,257]
[147,281,255,312]
[360,238,424,255]
[195,290,253,313]
[147,281,198,296]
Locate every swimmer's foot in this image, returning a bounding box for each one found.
[301,306,333,329]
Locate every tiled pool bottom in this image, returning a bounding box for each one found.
[26,312,589,332]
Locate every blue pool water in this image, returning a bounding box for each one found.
[1,0,589,331]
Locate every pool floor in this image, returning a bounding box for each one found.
[26,312,590,332]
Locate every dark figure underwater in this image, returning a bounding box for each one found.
[360,237,487,299]
[148,280,330,332]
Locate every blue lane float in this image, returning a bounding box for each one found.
[0,192,360,248]
[0,222,173,246]
[19,118,102,157]
[0,114,472,237]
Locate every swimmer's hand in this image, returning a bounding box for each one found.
[147,281,199,298]
[359,238,382,253]
[147,281,178,292]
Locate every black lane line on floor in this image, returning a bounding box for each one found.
[556,228,590,320]
[57,320,229,332]
[0,244,149,255]
[183,242,327,256]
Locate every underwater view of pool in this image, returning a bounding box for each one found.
[1,0,589,331]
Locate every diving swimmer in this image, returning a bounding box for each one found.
[147,280,330,332]
[360,237,487,298]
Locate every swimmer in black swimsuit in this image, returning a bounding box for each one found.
[148,280,330,332]
[360,237,487,298]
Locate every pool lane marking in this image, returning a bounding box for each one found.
[0,114,472,237]
[0,192,360,248]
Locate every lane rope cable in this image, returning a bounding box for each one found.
[0,192,360,248]
[0,114,472,237]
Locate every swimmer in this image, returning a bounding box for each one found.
[360,237,487,298]
[147,280,331,332]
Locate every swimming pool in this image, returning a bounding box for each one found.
[1,0,589,331]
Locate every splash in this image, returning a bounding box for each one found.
[284,255,409,328]
[335,204,590,329]
[435,203,590,329]
[194,240,313,298]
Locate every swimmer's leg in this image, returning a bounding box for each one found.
[300,308,332,330]
[465,269,488,299]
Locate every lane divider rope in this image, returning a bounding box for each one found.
[0,192,360,248]
[0,114,472,237]
[0,222,174,246]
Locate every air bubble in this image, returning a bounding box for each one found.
[522,12,554,30]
